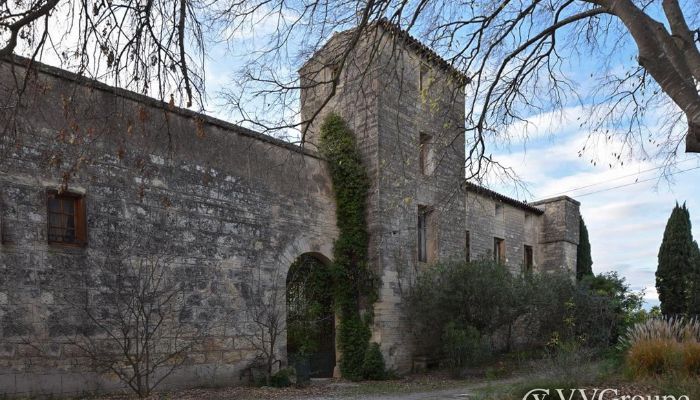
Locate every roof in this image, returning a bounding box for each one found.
[1,55,322,160]
[303,19,470,85]
[464,181,544,215]
[375,19,470,85]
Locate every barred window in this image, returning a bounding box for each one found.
[47,191,87,245]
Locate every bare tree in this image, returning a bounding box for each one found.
[3,0,699,177]
[220,0,700,177]
[61,230,226,398]
[237,263,286,386]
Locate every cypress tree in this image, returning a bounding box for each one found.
[656,203,695,316]
[576,215,593,280]
[688,240,700,318]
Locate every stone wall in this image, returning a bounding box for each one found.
[531,196,581,274]
[465,191,542,273]
[0,24,582,396]
[0,57,337,397]
[300,25,467,372]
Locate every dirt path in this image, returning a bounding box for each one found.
[301,376,525,400]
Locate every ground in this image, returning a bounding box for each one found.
[75,360,685,400]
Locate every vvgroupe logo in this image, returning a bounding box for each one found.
[522,388,690,400]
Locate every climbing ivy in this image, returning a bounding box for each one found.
[318,113,379,380]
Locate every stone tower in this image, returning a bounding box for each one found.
[299,21,468,372]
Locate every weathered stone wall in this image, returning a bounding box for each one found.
[0,58,337,397]
[464,192,542,273]
[531,196,581,274]
[300,26,467,372]
[0,24,582,396]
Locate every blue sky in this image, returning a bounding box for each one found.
[486,108,700,309]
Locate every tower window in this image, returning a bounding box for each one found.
[419,63,430,92]
[465,231,471,262]
[47,191,87,246]
[524,245,534,272]
[494,237,505,264]
[418,205,436,263]
[419,133,434,176]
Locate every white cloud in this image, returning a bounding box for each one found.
[489,109,700,309]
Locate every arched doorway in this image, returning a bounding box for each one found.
[286,253,336,378]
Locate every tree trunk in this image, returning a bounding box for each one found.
[598,0,700,153]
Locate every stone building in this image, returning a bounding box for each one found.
[0,22,579,397]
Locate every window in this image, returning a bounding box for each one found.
[465,231,471,262]
[419,63,430,92]
[494,237,505,264]
[495,203,504,221]
[524,245,534,272]
[418,207,428,262]
[418,205,436,263]
[524,213,534,231]
[419,133,434,176]
[47,191,86,245]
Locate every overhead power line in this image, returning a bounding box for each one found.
[542,157,697,198]
[572,165,700,198]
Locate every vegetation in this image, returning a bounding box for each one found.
[441,322,491,377]
[622,317,700,377]
[657,203,700,317]
[65,237,225,398]
[576,216,593,281]
[406,260,644,377]
[318,113,384,380]
[361,343,387,380]
[580,272,645,344]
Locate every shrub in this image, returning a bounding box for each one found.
[268,367,294,387]
[681,341,700,375]
[442,322,491,377]
[621,317,700,346]
[626,339,680,376]
[406,261,526,353]
[337,313,371,381]
[407,260,634,358]
[623,317,700,377]
[362,342,386,380]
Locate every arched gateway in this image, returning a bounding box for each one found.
[286,253,336,378]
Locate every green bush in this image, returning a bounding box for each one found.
[442,322,491,376]
[406,260,643,360]
[362,342,387,380]
[337,313,371,381]
[268,367,294,387]
[406,260,526,353]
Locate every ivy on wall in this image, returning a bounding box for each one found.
[318,113,381,380]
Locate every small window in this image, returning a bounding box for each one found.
[465,231,471,262]
[418,207,428,262]
[47,191,87,246]
[418,205,436,263]
[419,133,434,176]
[419,63,430,92]
[495,203,504,221]
[524,245,534,272]
[494,237,505,264]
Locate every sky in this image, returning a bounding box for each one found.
[486,108,700,309]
